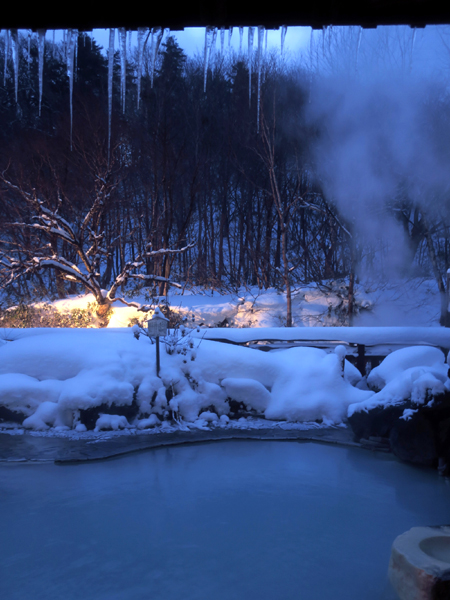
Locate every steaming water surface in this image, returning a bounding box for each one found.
[1,441,450,600]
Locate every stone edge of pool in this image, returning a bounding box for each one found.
[0,426,392,464]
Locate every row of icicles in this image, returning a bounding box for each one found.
[1,26,289,155]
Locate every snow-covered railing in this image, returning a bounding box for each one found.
[190,326,450,347]
[190,326,450,374]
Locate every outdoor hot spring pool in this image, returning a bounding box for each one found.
[2,441,450,600]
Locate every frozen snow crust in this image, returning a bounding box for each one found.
[0,326,449,433]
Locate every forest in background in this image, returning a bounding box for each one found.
[1,30,450,325]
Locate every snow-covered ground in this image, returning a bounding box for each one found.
[0,278,448,436]
[30,277,441,329]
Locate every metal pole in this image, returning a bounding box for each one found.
[156,335,160,377]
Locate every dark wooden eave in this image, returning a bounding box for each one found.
[2,1,450,31]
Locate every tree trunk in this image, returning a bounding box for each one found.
[424,222,448,326]
[280,222,292,327]
[96,301,112,328]
[346,233,355,326]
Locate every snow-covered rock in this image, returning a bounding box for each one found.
[367,346,447,391]
[95,414,130,431]
[221,378,271,413]
[137,414,161,429]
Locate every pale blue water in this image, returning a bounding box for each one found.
[1,441,450,600]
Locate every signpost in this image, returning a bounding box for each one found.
[147,308,169,377]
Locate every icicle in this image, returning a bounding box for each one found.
[128,30,132,57]
[66,29,76,150]
[410,27,416,73]
[309,28,314,104]
[149,30,154,78]
[108,28,114,167]
[228,27,233,49]
[257,26,264,133]
[4,30,10,87]
[150,27,163,89]
[203,26,214,92]
[220,27,225,55]
[27,31,32,74]
[322,26,326,54]
[52,30,55,57]
[74,31,78,82]
[38,30,46,117]
[248,27,255,107]
[63,29,66,58]
[147,30,153,78]
[137,27,146,109]
[161,27,170,46]
[355,26,362,72]
[118,28,127,112]
[281,25,287,56]
[263,30,268,84]
[239,27,244,56]
[10,30,19,104]
[210,28,217,65]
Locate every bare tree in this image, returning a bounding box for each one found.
[259,102,300,327]
[0,173,193,324]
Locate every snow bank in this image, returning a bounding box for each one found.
[2,327,448,433]
[0,327,375,430]
[266,348,370,423]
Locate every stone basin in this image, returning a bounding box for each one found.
[419,536,450,564]
[389,526,450,600]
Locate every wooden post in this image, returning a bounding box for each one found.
[356,344,366,376]
[446,270,450,328]
[156,335,160,377]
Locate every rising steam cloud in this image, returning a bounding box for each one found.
[304,26,450,277]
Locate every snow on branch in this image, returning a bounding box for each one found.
[144,242,196,258]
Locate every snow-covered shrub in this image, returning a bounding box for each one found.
[0,302,98,328]
[133,312,203,367]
